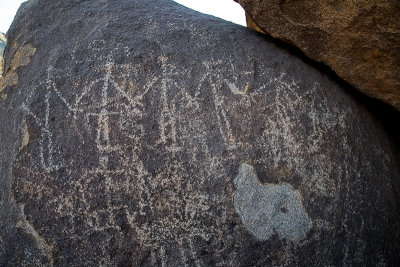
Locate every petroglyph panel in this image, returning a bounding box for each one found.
[9,43,399,265]
[12,50,244,265]
[2,0,399,265]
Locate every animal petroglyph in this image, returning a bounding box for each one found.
[234,163,312,242]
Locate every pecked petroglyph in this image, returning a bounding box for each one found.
[19,118,30,151]
[10,44,389,265]
[5,0,399,262]
[225,80,252,95]
[15,204,54,265]
[12,52,240,265]
[10,47,384,265]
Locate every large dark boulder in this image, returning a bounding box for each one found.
[0,0,399,265]
[235,0,400,111]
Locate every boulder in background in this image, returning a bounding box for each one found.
[235,0,400,111]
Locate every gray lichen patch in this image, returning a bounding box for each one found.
[233,163,311,242]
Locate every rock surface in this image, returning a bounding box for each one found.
[0,0,399,265]
[235,0,400,111]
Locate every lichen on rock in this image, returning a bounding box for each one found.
[234,163,311,242]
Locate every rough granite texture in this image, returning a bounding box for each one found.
[0,0,399,266]
[235,0,400,111]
